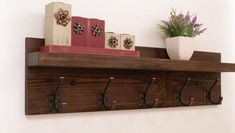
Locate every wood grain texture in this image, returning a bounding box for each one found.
[28,52,235,72]
[25,38,223,115]
[26,38,235,72]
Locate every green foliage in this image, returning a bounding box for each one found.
[158,9,206,38]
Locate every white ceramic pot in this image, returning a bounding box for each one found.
[165,36,195,60]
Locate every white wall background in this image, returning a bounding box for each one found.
[1,0,235,133]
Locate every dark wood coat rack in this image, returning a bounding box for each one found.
[25,38,235,115]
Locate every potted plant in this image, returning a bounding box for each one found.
[158,9,207,60]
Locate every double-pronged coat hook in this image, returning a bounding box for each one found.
[98,77,118,110]
[49,77,66,113]
[139,77,159,108]
[205,78,223,104]
[176,78,194,106]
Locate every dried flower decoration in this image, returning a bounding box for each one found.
[123,38,133,49]
[158,9,207,37]
[108,36,119,48]
[73,22,85,35]
[54,8,71,27]
[91,24,103,37]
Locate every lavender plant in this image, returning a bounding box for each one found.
[158,9,207,38]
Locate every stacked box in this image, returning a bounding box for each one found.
[45,2,71,46]
[120,34,135,51]
[105,32,121,49]
[71,17,105,48]
[88,19,105,48]
[72,16,89,47]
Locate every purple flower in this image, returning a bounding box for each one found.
[177,14,184,21]
[191,16,197,25]
[158,9,207,37]
[161,20,172,28]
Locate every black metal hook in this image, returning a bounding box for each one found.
[98,77,118,110]
[205,78,223,104]
[49,77,66,113]
[176,78,194,106]
[139,77,159,108]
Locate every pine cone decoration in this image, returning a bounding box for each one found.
[54,8,71,27]
[73,22,85,35]
[123,38,133,49]
[91,24,103,37]
[108,36,119,48]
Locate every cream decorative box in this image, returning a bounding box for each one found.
[105,32,121,49]
[45,2,71,46]
[120,34,135,51]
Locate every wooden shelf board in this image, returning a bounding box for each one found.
[27,52,235,72]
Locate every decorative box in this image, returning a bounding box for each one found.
[72,16,89,47]
[88,19,105,48]
[45,2,71,46]
[120,34,135,51]
[105,32,121,50]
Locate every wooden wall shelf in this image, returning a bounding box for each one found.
[28,52,235,72]
[25,38,234,115]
